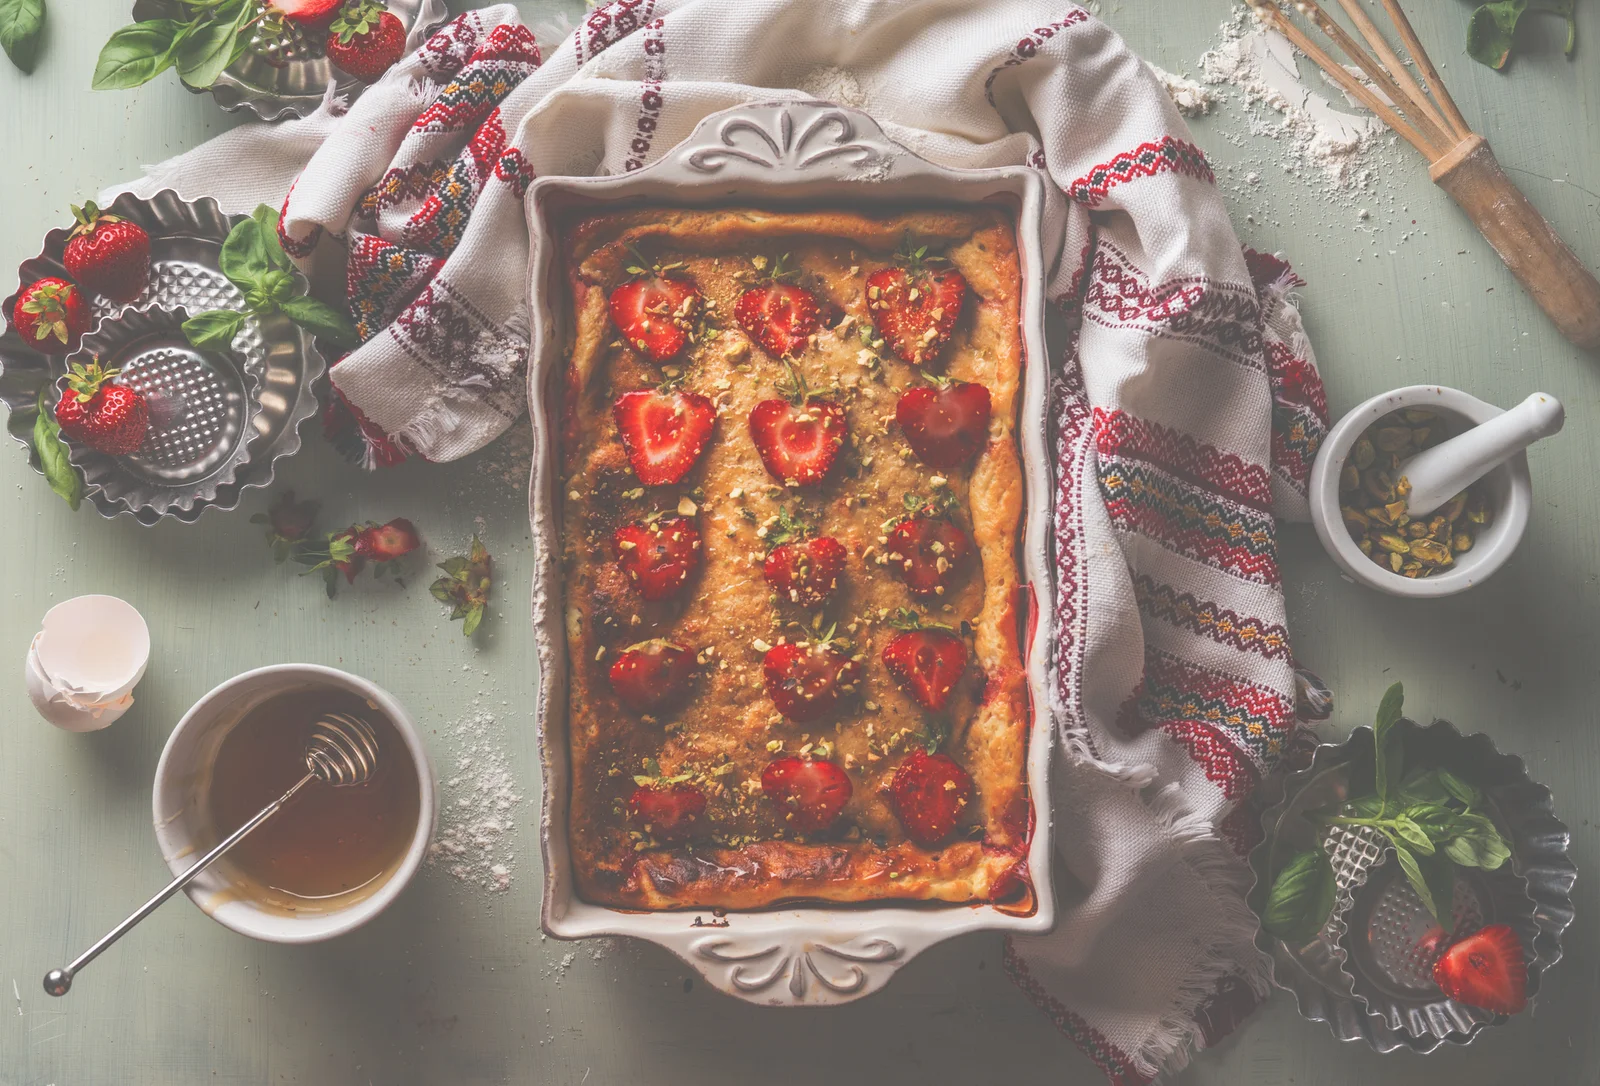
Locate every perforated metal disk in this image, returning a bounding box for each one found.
[115,338,248,483]
[1363,872,1485,994]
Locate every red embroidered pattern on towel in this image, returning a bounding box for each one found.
[1094,408,1273,512]
[1097,456,1281,586]
[1267,341,1328,497]
[1132,575,1291,661]
[1082,243,1263,371]
[1067,135,1213,208]
[1003,939,1152,1086]
[575,0,657,67]
[1117,646,1295,770]
[346,236,445,341]
[413,24,541,133]
[982,8,1092,105]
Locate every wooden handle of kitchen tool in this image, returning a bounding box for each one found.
[1431,135,1600,352]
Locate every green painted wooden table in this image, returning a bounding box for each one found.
[1,2,1595,1083]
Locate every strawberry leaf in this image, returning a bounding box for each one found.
[462,604,484,637]
[0,0,45,74]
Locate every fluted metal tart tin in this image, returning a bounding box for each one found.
[128,0,449,122]
[1251,719,1575,1052]
[0,190,326,524]
[529,101,1061,1005]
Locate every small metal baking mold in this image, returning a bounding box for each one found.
[0,190,326,524]
[1251,719,1575,1052]
[128,0,448,122]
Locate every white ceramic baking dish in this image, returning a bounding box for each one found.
[529,101,1060,1005]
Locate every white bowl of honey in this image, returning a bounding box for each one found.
[152,664,437,943]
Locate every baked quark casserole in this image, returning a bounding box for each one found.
[558,205,1030,909]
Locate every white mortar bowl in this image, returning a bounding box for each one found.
[1309,385,1532,598]
[152,664,436,943]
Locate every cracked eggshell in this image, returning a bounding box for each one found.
[25,595,151,732]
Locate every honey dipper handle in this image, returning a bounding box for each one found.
[1431,135,1600,352]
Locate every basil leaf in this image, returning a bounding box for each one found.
[1467,0,1526,69]
[252,204,293,271]
[1389,815,1436,855]
[0,0,45,74]
[1262,848,1336,946]
[279,295,359,348]
[1436,767,1482,808]
[32,387,80,510]
[1396,767,1449,806]
[1372,681,1404,813]
[218,217,272,287]
[1419,849,1457,935]
[1391,842,1436,922]
[183,308,247,351]
[175,6,243,90]
[1344,793,1384,819]
[1443,813,1512,870]
[1403,802,1460,840]
[92,21,181,90]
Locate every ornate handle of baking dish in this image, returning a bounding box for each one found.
[684,932,907,1003]
[672,100,900,180]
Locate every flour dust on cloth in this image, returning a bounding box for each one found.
[110,2,1331,1080]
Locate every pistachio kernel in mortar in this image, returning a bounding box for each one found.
[1338,408,1493,578]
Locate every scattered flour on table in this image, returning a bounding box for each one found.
[1196,10,1398,203]
[1147,63,1213,118]
[427,707,522,893]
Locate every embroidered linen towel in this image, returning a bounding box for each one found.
[109,3,1329,1080]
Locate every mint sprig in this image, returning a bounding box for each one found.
[183,205,358,353]
[1262,682,1515,939]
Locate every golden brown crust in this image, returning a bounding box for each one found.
[559,206,1028,910]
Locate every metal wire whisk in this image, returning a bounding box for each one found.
[43,712,380,996]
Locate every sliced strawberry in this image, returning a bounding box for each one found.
[762,639,863,721]
[628,782,706,842]
[762,757,852,833]
[269,0,343,22]
[1432,924,1527,1015]
[354,518,420,563]
[887,514,973,598]
[763,535,846,606]
[613,388,715,485]
[883,627,968,712]
[890,749,975,847]
[748,397,846,486]
[609,640,694,712]
[897,380,991,470]
[608,273,700,363]
[614,515,702,601]
[736,281,821,358]
[866,245,968,365]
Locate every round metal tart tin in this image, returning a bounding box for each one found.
[128,0,448,122]
[57,305,263,518]
[1251,719,1575,1052]
[0,190,327,524]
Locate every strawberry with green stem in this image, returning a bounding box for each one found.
[431,535,493,636]
[866,238,968,366]
[762,507,846,607]
[762,624,863,722]
[608,248,703,364]
[326,1,407,82]
[63,202,151,303]
[884,490,974,599]
[748,360,847,487]
[251,490,321,562]
[11,278,90,355]
[54,360,149,455]
[628,757,706,842]
[297,517,419,597]
[882,608,969,715]
[734,252,822,358]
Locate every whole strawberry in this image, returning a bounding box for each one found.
[63,202,151,303]
[54,361,148,455]
[326,1,406,82]
[11,277,90,354]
